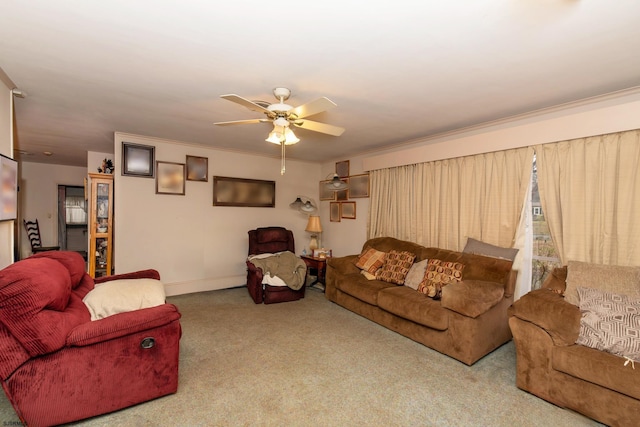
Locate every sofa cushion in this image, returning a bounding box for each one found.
[376,250,416,285]
[404,258,429,290]
[377,286,448,330]
[565,261,640,306]
[354,247,387,275]
[417,259,464,299]
[31,251,87,288]
[0,258,88,356]
[463,237,519,261]
[575,286,640,362]
[553,344,640,401]
[83,278,166,321]
[441,280,505,318]
[336,274,395,306]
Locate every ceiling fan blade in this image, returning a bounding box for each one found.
[291,97,337,119]
[214,119,265,126]
[294,119,345,136]
[220,94,272,114]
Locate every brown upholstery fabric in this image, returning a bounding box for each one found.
[541,266,568,293]
[508,289,580,346]
[326,236,517,365]
[377,286,448,330]
[441,280,505,318]
[509,268,640,427]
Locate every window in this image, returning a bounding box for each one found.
[531,156,561,289]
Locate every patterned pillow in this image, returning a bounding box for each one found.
[354,247,387,275]
[576,286,640,362]
[376,250,416,285]
[417,259,464,299]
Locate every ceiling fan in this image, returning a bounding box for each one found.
[214,87,345,138]
[215,87,345,174]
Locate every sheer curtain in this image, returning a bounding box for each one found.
[535,129,640,266]
[369,146,533,251]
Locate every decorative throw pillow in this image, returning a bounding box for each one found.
[404,259,429,290]
[376,250,416,285]
[576,286,640,362]
[354,247,387,275]
[417,259,464,299]
[360,270,377,280]
[463,237,519,261]
[565,260,640,306]
[83,278,166,321]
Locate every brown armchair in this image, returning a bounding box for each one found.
[246,227,306,304]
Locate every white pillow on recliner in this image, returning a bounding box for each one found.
[83,278,166,320]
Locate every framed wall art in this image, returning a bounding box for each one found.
[348,173,370,198]
[341,201,356,219]
[330,202,341,222]
[319,180,335,201]
[156,161,186,195]
[336,178,349,201]
[336,160,350,178]
[122,142,155,177]
[213,176,275,207]
[186,155,208,182]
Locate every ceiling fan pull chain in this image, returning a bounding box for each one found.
[281,141,286,175]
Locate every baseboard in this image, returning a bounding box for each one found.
[164,275,245,296]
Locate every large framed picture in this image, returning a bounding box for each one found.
[341,201,356,219]
[213,176,275,207]
[156,161,186,195]
[186,155,208,182]
[0,154,18,221]
[336,160,350,178]
[319,180,335,201]
[348,173,370,198]
[122,142,155,177]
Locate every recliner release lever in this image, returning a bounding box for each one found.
[141,337,155,349]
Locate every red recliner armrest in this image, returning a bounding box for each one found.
[94,269,161,284]
[66,304,181,347]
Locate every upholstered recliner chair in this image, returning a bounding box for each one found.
[246,226,306,304]
[0,251,182,426]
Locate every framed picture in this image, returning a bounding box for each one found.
[156,161,186,195]
[336,160,350,178]
[213,176,275,207]
[0,154,18,221]
[186,155,208,182]
[122,142,155,177]
[319,180,335,201]
[341,201,356,219]
[313,248,332,258]
[336,178,349,201]
[330,202,341,222]
[348,173,370,198]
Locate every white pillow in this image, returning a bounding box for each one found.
[83,278,166,320]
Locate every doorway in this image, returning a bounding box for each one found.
[57,185,88,259]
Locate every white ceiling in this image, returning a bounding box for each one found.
[2,1,640,167]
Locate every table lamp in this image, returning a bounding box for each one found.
[305,215,323,254]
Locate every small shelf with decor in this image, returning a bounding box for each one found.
[88,173,114,278]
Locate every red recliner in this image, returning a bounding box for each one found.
[0,251,181,426]
[246,227,306,304]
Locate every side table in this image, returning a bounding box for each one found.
[301,255,327,291]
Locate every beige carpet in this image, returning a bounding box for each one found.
[0,286,601,426]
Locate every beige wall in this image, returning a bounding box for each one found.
[0,73,13,268]
[19,162,87,259]
[114,132,320,296]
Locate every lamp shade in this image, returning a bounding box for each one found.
[326,173,348,191]
[305,215,322,233]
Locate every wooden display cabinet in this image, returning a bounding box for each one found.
[88,173,114,278]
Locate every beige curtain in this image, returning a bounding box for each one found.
[535,129,640,266]
[369,147,534,251]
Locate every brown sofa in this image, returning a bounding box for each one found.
[509,266,640,427]
[325,237,517,365]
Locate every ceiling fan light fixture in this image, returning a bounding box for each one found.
[273,117,289,127]
[284,128,299,145]
[266,130,283,144]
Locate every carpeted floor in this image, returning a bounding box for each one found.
[0,286,601,426]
